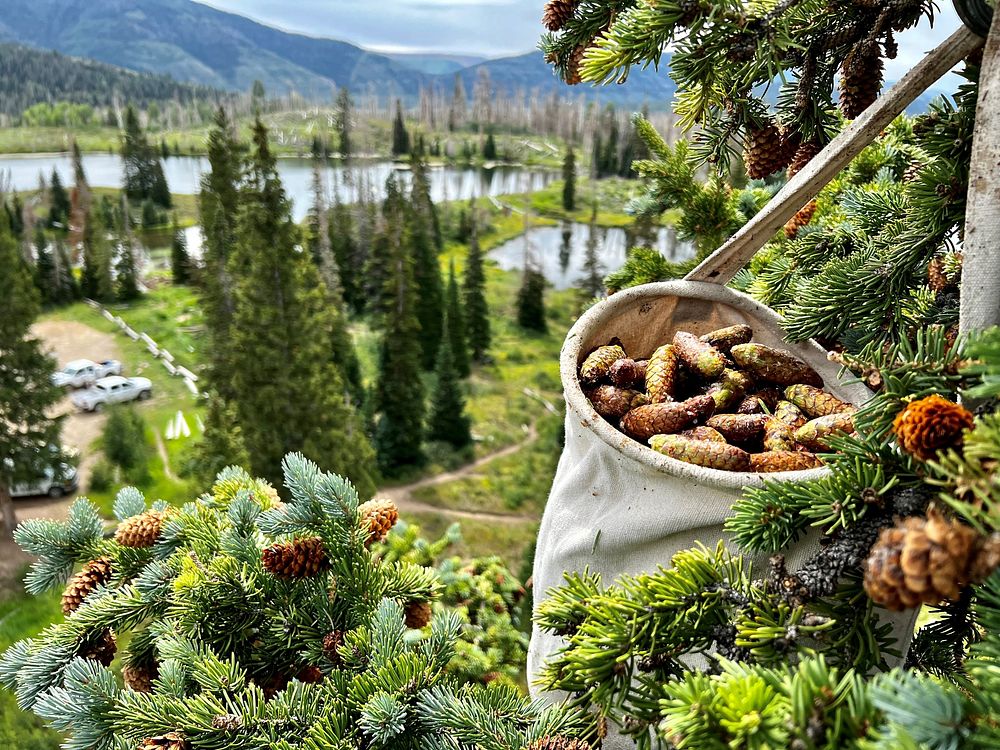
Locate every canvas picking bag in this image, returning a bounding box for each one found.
[527,281,920,732]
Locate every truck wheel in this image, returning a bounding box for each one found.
[139,390,152,401]
[93,403,103,413]
[48,486,64,498]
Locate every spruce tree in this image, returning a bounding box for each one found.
[170,216,190,284]
[115,203,140,302]
[121,105,171,208]
[366,176,405,317]
[33,225,54,302]
[445,259,470,378]
[48,168,70,229]
[408,152,445,370]
[462,214,491,363]
[516,268,548,333]
[562,146,576,211]
[69,140,91,248]
[374,192,426,475]
[579,204,604,298]
[190,393,251,487]
[483,131,498,161]
[335,86,352,160]
[329,194,361,314]
[391,99,410,157]
[229,120,377,498]
[52,238,78,305]
[0,217,62,537]
[428,308,472,450]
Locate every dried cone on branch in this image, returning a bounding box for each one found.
[139,732,188,750]
[261,537,329,578]
[542,0,577,31]
[78,629,116,666]
[62,557,113,614]
[115,510,167,548]
[527,737,593,750]
[893,395,973,461]
[359,498,399,545]
[404,599,433,629]
[864,511,1000,610]
[743,123,796,179]
[322,630,344,665]
[839,40,884,119]
[123,663,158,693]
[787,140,821,178]
[565,43,588,85]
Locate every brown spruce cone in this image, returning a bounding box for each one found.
[261,537,330,578]
[542,0,577,31]
[787,140,822,178]
[621,395,716,441]
[784,200,818,239]
[123,662,158,693]
[527,737,593,750]
[358,498,399,545]
[404,600,433,629]
[62,557,113,614]
[78,629,117,666]
[893,395,973,461]
[609,358,647,389]
[743,123,797,179]
[864,511,1000,610]
[322,630,344,665]
[565,43,588,85]
[258,672,291,700]
[115,510,167,548]
[839,40,884,119]
[296,665,324,683]
[139,733,188,750]
[587,384,648,421]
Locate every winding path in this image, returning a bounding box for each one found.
[381,422,540,524]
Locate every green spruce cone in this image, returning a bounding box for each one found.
[730,344,823,387]
[645,344,680,403]
[793,412,855,450]
[700,324,753,352]
[649,434,751,471]
[579,344,626,385]
[706,413,768,443]
[784,384,855,418]
[672,331,726,379]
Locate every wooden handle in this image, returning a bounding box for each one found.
[960,9,1000,334]
[685,25,984,285]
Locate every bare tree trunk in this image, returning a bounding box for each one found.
[1,484,17,539]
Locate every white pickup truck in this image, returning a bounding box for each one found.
[52,359,123,388]
[72,375,153,412]
[10,463,79,498]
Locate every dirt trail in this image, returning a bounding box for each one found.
[154,428,178,482]
[380,423,539,524]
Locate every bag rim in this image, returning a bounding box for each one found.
[560,280,873,490]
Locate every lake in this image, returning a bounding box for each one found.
[489,221,696,290]
[0,153,558,221]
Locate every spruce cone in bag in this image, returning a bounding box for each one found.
[579,344,626,385]
[62,557,113,614]
[649,435,751,471]
[731,344,823,387]
[646,344,679,403]
[750,450,822,473]
[785,384,855,418]
[672,331,726,379]
[139,733,188,750]
[115,510,167,548]
[793,413,855,451]
[358,498,399,545]
[261,537,330,578]
[700,324,753,353]
[621,395,715,441]
[609,358,647,389]
[587,385,648,421]
[542,0,577,31]
[839,40,883,119]
[864,511,1000,610]
[706,413,768,443]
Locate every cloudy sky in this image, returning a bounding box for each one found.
[194,0,962,78]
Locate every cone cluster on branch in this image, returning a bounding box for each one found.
[542,0,577,31]
[139,732,188,750]
[839,40,884,119]
[358,498,399,545]
[115,510,167,548]
[893,395,973,461]
[743,123,798,179]
[261,537,329,578]
[864,511,1000,610]
[61,557,113,614]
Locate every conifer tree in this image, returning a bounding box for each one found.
[428,308,473,450]
[69,140,91,248]
[115,202,140,302]
[408,151,445,370]
[335,86,352,160]
[562,146,576,211]
[579,204,604,298]
[121,105,171,208]
[33,225,53,301]
[329,194,362,314]
[190,393,251,487]
[0,217,62,536]
[462,213,491,363]
[391,99,410,157]
[374,192,426,475]
[229,120,377,497]
[48,168,70,229]
[170,216,190,285]
[445,259,470,378]
[366,176,405,317]
[483,131,498,161]
[517,268,548,333]
[79,209,114,302]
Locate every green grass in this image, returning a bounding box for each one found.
[403,511,539,569]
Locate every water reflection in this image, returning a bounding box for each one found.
[0,153,557,221]
[489,221,696,291]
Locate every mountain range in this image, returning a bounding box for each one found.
[0,0,677,106]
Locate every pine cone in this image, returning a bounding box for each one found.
[296,665,324,683]
[261,537,330,578]
[542,0,577,31]
[893,395,973,461]
[322,630,344,665]
[62,557,113,614]
[787,140,822,178]
[864,511,1000,610]
[115,510,167,548]
[78,629,117,666]
[587,384,648,421]
[743,123,797,179]
[138,733,188,750]
[527,737,593,750]
[609,358,647,389]
[565,43,589,86]
[404,600,433,629]
[783,200,818,239]
[579,344,626,385]
[123,662,158,692]
[258,672,290,700]
[839,40,883,119]
[358,498,399,545]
